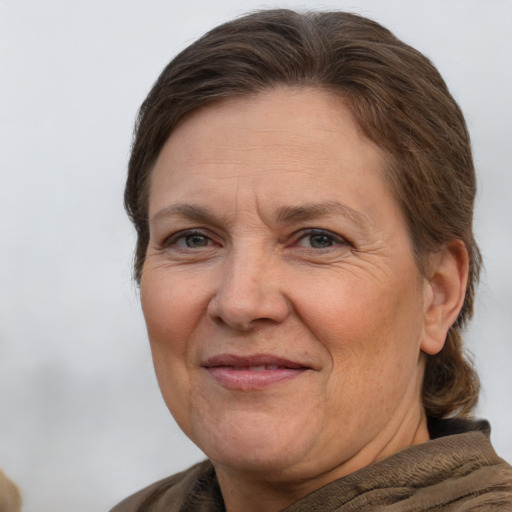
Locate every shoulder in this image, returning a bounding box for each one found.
[109,460,223,512]
[401,417,512,510]
[287,418,512,511]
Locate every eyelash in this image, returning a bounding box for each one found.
[163,229,218,249]
[293,229,351,249]
[163,228,350,250]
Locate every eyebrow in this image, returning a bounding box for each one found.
[150,200,370,228]
[275,201,369,227]
[150,204,221,225]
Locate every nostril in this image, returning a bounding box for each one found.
[206,253,291,330]
[207,286,290,331]
[207,294,261,331]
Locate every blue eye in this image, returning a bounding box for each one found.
[296,230,347,249]
[167,231,213,248]
[308,233,335,248]
[183,234,210,248]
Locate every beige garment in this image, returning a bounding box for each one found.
[110,418,512,511]
[0,470,21,512]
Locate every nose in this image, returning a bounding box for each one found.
[207,247,290,331]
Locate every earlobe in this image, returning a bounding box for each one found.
[420,240,469,355]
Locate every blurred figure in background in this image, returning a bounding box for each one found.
[0,470,21,512]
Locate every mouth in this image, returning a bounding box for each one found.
[202,354,310,390]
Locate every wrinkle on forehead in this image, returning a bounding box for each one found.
[148,87,392,232]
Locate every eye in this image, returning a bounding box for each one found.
[165,230,214,249]
[295,229,349,249]
[307,233,336,249]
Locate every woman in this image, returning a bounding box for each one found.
[111,9,512,511]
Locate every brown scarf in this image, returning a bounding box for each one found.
[110,418,512,511]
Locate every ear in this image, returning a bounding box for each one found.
[420,240,469,355]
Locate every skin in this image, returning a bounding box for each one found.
[140,88,468,512]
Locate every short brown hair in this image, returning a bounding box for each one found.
[125,9,481,418]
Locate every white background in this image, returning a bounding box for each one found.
[0,1,511,511]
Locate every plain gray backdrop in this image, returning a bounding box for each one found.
[1,1,511,511]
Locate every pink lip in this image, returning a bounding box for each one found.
[202,354,309,390]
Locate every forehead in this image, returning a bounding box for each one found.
[149,87,390,214]
[162,87,373,155]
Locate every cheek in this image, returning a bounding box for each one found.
[296,270,424,378]
[312,282,424,433]
[140,271,205,430]
[140,270,207,390]
[141,268,209,345]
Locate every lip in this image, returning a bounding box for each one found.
[202,353,310,390]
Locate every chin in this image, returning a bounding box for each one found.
[189,409,323,474]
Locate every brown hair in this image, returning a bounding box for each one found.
[125,9,481,418]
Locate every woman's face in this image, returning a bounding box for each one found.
[141,88,432,484]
